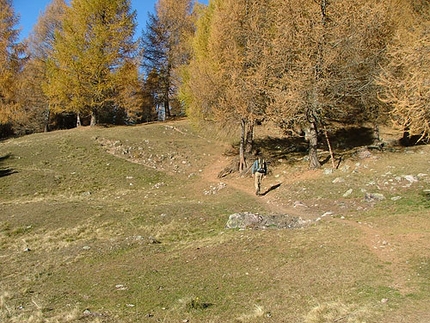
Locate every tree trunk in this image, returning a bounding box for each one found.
[239,118,247,172]
[373,124,380,143]
[401,126,410,146]
[44,109,50,132]
[165,65,172,118]
[90,110,97,126]
[307,0,326,170]
[308,121,321,169]
[77,113,82,127]
[164,97,170,118]
[245,120,254,154]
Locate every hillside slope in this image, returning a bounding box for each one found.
[1,120,429,323]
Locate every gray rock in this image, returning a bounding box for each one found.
[226,212,264,229]
[226,212,310,230]
[357,148,372,159]
[364,193,385,202]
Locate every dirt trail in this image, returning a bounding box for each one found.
[199,153,321,219]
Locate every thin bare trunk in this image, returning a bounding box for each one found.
[324,126,335,169]
[239,119,246,172]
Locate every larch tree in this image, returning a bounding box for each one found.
[378,1,430,143]
[180,0,219,123]
[267,0,395,169]
[0,0,25,131]
[322,0,395,143]
[141,0,195,119]
[45,0,140,126]
[183,0,272,172]
[215,0,272,171]
[18,0,67,132]
[141,68,161,122]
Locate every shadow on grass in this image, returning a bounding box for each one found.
[0,154,17,178]
[261,183,282,196]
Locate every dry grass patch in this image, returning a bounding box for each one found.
[1,292,87,323]
[304,301,373,323]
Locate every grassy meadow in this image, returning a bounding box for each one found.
[1,120,429,322]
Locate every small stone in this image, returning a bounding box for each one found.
[293,201,307,208]
[321,212,333,217]
[403,175,418,183]
[115,284,127,290]
[149,237,161,244]
[340,165,350,172]
[323,168,334,175]
[381,298,389,304]
[343,189,353,197]
[332,177,345,183]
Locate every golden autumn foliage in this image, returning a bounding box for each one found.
[0,0,25,126]
[183,0,429,169]
[1,0,429,150]
[44,0,139,126]
[18,0,67,132]
[378,4,430,141]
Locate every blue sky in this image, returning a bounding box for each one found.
[12,0,208,41]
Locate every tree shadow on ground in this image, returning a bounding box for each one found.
[223,125,427,177]
[0,154,17,178]
[254,126,378,168]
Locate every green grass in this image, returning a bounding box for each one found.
[1,120,430,322]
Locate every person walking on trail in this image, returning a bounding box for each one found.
[251,157,267,196]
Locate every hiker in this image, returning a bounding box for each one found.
[251,157,267,195]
